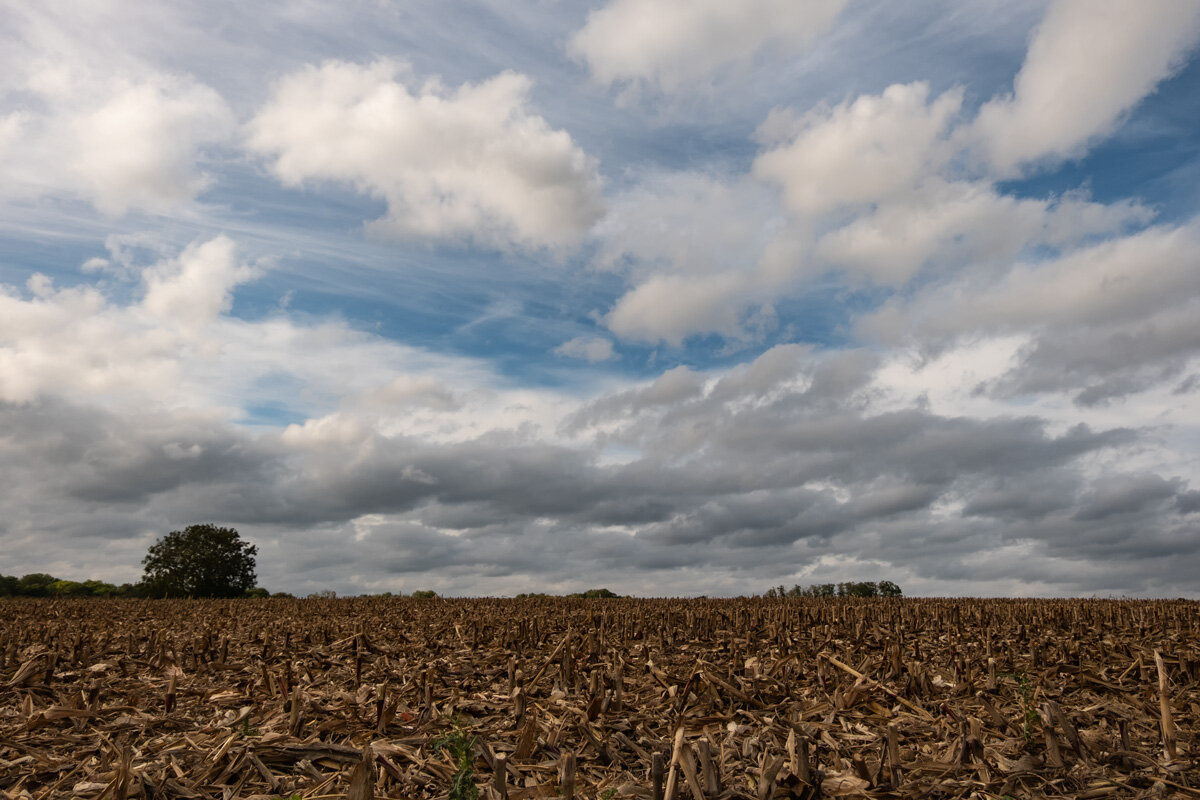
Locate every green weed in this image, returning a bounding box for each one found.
[1000,671,1041,745]
[432,725,479,800]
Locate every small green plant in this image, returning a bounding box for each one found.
[1001,671,1041,745]
[240,717,260,738]
[432,725,479,800]
[600,788,618,800]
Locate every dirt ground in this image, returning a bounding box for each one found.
[1,597,1197,798]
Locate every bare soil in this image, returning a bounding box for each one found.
[1,597,1198,799]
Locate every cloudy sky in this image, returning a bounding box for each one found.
[2,0,1199,597]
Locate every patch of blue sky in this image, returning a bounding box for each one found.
[0,199,127,268]
[780,282,890,347]
[234,370,323,429]
[239,402,311,430]
[225,241,614,377]
[0,227,100,288]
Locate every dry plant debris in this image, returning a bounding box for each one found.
[1,597,1198,799]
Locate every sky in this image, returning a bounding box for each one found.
[1,0,1199,598]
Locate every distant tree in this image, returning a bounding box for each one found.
[81,579,121,597]
[0,574,18,596]
[49,580,89,597]
[140,524,257,598]
[410,590,438,599]
[877,580,903,598]
[569,588,620,598]
[18,573,57,597]
[244,587,270,598]
[837,581,879,598]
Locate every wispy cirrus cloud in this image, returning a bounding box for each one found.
[569,0,848,94]
[555,336,616,362]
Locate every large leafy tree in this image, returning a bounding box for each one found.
[140,524,257,598]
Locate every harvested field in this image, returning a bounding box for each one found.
[1,597,1198,799]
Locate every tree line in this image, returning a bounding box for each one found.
[3,522,905,600]
[2,524,464,599]
[763,580,903,598]
[0,572,139,598]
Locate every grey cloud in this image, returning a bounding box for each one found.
[984,304,1200,405]
[1178,491,1200,514]
[708,344,812,401]
[640,488,835,548]
[850,481,942,518]
[1073,474,1183,522]
[563,364,708,433]
[712,410,1128,488]
[2,343,1197,597]
[864,224,1200,405]
[1036,516,1200,563]
[0,398,272,506]
[962,473,1081,521]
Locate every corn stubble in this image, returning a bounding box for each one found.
[1,597,1198,799]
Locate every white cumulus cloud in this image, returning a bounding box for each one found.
[754,82,962,217]
[141,236,259,331]
[971,0,1200,175]
[67,75,234,215]
[247,60,604,250]
[0,69,234,214]
[606,273,748,346]
[0,236,256,405]
[815,180,1154,286]
[592,171,806,345]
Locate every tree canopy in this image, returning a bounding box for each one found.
[140,524,257,598]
